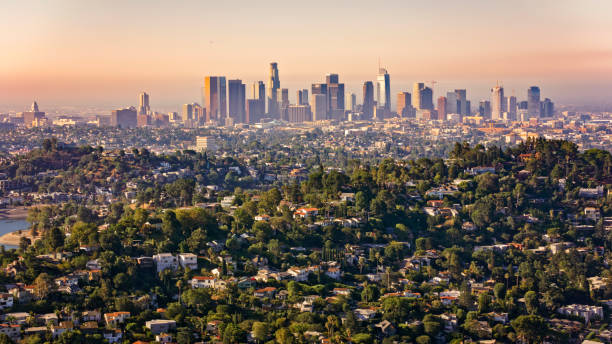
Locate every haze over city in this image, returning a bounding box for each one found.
[1,0,612,111]
[4,2,612,344]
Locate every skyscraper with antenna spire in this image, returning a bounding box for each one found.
[267,62,280,118]
[376,66,390,111]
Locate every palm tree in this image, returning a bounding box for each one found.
[358,257,366,274]
[325,315,338,338]
[342,327,352,343]
[176,279,183,304]
[375,252,384,272]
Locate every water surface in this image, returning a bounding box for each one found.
[0,219,29,249]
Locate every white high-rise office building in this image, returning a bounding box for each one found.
[491,85,504,120]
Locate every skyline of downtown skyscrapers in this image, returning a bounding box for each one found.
[120,62,555,127]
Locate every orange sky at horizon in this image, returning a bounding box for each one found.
[1,0,612,110]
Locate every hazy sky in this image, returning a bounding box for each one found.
[1,0,612,112]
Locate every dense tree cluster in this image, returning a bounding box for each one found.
[0,138,611,343]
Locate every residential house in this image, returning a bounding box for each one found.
[466,166,496,175]
[86,259,101,270]
[136,257,154,269]
[584,207,601,222]
[207,320,221,335]
[462,222,477,231]
[297,300,313,313]
[104,312,130,327]
[325,267,341,280]
[190,276,216,289]
[207,240,225,252]
[2,312,27,325]
[439,290,461,306]
[0,324,20,341]
[339,193,355,202]
[82,310,101,322]
[0,293,13,310]
[24,327,47,337]
[276,290,289,301]
[156,333,173,343]
[485,312,509,324]
[354,308,377,321]
[152,253,178,273]
[251,255,268,268]
[578,186,604,198]
[145,319,176,335]
[103,329,123,343]
[8,284,34,303]
[375,320,396,336]
[558,304,603,323]
[294,207,319,219]
[287,267,309,282]
[55,276,79,293]
[587,276,609,293]
[427,200,444,208]
[79,321,98,334]
[40,313,59,325]
[51,322,73,338]
[425,185,459,199]
[178,253,198,270]
[254,287,277,298]
[402,291,421,298]
[254,214,270,222]
[440,313,458,332]
[234,277,253,289]
[332,288,351,296]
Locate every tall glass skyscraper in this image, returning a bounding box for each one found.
[362,81,374,119]
[455,89,467,115]
[527,86,541,118]
[204,76,227,122]
[446,91,458,114]
[507,95,517,120]
[228,79,245,124]
[376,68,391,110]
[297,89,309,105]
[397,92,412,117]
[138,92,150,115]
[413,82,433,110]
[267,62,280,118]
[347,93,356,111]
[540,98,554,117]
[437,96,447,121]
[326,73,345,119]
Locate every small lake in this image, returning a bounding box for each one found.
[0,219,29,249]
[0,219,29,235]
